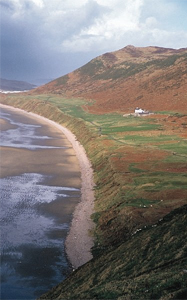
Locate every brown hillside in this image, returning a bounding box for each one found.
[34,45,187,113]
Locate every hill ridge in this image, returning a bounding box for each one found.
[34,45,187,114]
[0,78,36,91]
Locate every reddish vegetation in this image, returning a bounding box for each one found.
[34,45,187,114]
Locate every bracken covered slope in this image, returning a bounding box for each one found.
[34,45,187,113]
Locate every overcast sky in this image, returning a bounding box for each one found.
[1,0,187,85]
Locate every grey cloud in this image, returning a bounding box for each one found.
[43,0,109,44]
[0,0,15,11]
[0,0,107,83]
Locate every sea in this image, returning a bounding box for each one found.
[0,106,80,299]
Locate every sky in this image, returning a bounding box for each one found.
[1,0,187,85]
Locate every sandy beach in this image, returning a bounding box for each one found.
[0,103,95,269]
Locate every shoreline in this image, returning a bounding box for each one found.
[0,103,95,269]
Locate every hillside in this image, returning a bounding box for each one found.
[34,45,187,113]
[0,78,36,91]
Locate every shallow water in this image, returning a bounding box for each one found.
[0,107,81,299]
[0,110,66,150]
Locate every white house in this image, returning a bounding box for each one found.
[135,107,145,114]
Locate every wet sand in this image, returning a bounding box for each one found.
[0,104,95,269]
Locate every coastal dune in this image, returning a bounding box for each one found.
[0,104,95,269]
